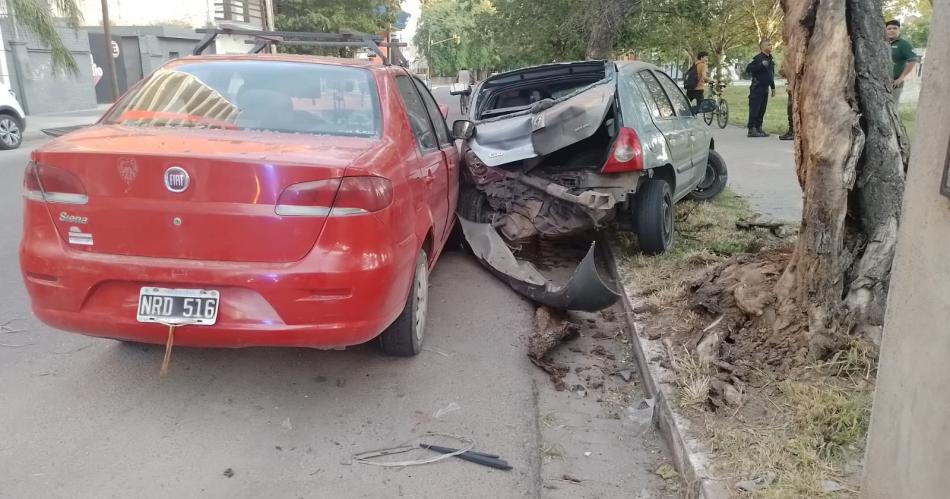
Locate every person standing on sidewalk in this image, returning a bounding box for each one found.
[886,20,919,105]
[684,51,709,107]
[779,65,793,141]
[745,40,775,138]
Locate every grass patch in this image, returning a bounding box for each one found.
[707,376,872,498]
[899,104,918,139]
[616,188,765,301]
[722,84,790,135]
[720,84,919,137]
[668,346,712,409]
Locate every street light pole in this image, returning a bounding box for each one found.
[100,0,119,102]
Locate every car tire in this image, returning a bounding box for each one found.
[0,113,23,150]
[635,179,674,255]
[687,150,728,202]
[457,185,492,223]
[379,250,428,357]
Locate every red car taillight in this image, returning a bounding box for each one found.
[275,177,393,217]
[601,127,644,173]
[23,162,88,204]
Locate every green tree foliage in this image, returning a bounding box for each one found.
[414,0,502,76]
[9,0,83,74]
[274,0,400,57]
[275,0,401,33]
[901,15,930,47]
[415,0,787,76]
[622,0,781,75]
[492,0,588,68]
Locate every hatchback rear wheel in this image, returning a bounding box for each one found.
[379,250,429,356]
[635,179,674,255]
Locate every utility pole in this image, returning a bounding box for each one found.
[100,0,119,101]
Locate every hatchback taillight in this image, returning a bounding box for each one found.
[602,127,644,173]
[275,177,393,217]
[23,162,88,204]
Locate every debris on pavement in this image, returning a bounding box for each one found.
[625,398,656,428]
[528,306,578,364]
[735,471,777,492]
[352,433,476,468]
[281,417,293,431]
[223,468,235,478]
[433,402,461,419]
[419,444,513,471]
[562,474,583,484]
[654,463,679,480]
[422,347,455,358]
[616,369,634,382]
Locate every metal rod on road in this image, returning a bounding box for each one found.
[100,0,119,102]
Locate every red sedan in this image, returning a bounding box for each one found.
[19,55,460,356]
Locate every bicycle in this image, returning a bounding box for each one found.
[703,80,730,129]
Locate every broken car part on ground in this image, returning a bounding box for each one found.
[451,61,729,311]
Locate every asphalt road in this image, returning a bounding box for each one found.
[0,92,674,499]
[0,135,546,498]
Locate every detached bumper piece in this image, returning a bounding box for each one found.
[458,217,621,311]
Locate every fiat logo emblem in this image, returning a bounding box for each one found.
[164,166,190,193]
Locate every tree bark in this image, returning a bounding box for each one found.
[776,0,907,357]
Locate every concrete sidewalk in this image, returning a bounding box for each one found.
[710,125,802,221]
[24,104,112,142]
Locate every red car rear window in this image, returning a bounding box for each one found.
[103,60,381,138]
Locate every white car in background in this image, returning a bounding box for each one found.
[0,83,25,149]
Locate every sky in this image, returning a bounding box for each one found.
[400,0,421,41]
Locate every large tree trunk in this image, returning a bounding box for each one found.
[775,0,907,357]
[586,0,639,59]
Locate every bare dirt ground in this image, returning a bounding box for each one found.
[613,192,875,497]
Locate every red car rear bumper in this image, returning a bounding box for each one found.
[20,202,418,348]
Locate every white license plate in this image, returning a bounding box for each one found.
[136,287,220,325]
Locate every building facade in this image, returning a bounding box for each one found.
[0,0,274,114]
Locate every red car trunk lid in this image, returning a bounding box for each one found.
[32,126,380,263]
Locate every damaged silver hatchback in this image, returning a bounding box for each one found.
[450,60,728,310]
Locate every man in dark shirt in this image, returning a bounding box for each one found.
[886,20,919,105]
[745,40,776,138]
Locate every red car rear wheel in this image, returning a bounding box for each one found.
[379,249,428,356]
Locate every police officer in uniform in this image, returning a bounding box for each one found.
[746,40,776,138]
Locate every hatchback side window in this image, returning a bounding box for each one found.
[396,76,438,151]
[655,71,693,117]
[636,70,675,120]
[411,78,452,146]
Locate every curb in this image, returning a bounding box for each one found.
[602,239,730,499]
